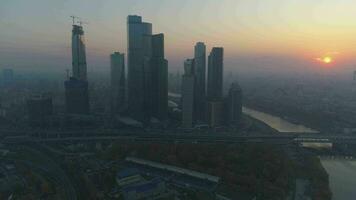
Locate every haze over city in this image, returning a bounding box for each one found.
[1,0,356,75]
[2,1,356,200]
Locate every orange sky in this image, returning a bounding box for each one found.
[1,0,356,74]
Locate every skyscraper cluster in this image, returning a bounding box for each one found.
[182,44,225,128]
[181,45,242,128]
[64,15,168,124]
[63,15,241,128]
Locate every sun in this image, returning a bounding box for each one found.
[323,56,332,64]
[316,56,333,64]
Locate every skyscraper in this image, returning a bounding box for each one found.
[207,47,224,127]
[72,25,87,81]
[207,101,224,127]
[149,34,168,120]
[194,42,206,122]
[110,52,126,114]
[182,59,195,128]
[227,82,243,126]
[207,47,224,101]
[65,23,89,115]
[127,15,152,120]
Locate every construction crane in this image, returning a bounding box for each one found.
[70,16,79,25]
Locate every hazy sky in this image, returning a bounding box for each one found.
[1,0,356,75]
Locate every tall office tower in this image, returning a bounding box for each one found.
[207,47,224,101]
[65,22,90,115]
[127,15,152,120]
[194,42,206,122]
[110,52,126,114]
[182,59,196,128]
[65,78,89,114]
[207,47,224,127]
[142,34,153,121]
[148,34,168,120]
[72,24,87,81]
[227,82,243,126]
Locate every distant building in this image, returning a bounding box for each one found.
[64,78,89,115]
[2,69,14,86]
[194,42,207,122]
[227,82,243,126]
[182,59,196,128]
[207,47,224,101]
[0,102,6,118]
[207,101,224,127]
[26,94,53,126]
[72,24,87,81]
[127,15,152,120]
[110,52,126,113]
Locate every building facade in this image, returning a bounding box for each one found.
[227,82,243,126]
[207,47,224,101]
[66,23,90,115]
[207,101,224,128]
[110,52,126,114]
[149,34,168,121]
[194,42,206,122]
[72,25,87,81]
[182,59,195,128]
[127,15,152,120]
[207,47,224,127]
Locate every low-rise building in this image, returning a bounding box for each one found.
[116,168,143,187]
[122,178,165,200]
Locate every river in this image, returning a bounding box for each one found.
[243,106,356,200]
[243,107,318,133]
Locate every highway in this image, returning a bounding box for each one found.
[3,131,356,145]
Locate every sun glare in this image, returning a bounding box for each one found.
[323,56,332,64]
[316,56,334,64]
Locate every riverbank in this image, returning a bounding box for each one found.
[322,160,356,200]
[242,107,332,200]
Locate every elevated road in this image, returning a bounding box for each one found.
[3,131,356,145]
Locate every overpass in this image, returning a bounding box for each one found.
[3,131,356,145]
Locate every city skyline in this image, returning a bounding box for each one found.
[1,0,356,75]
